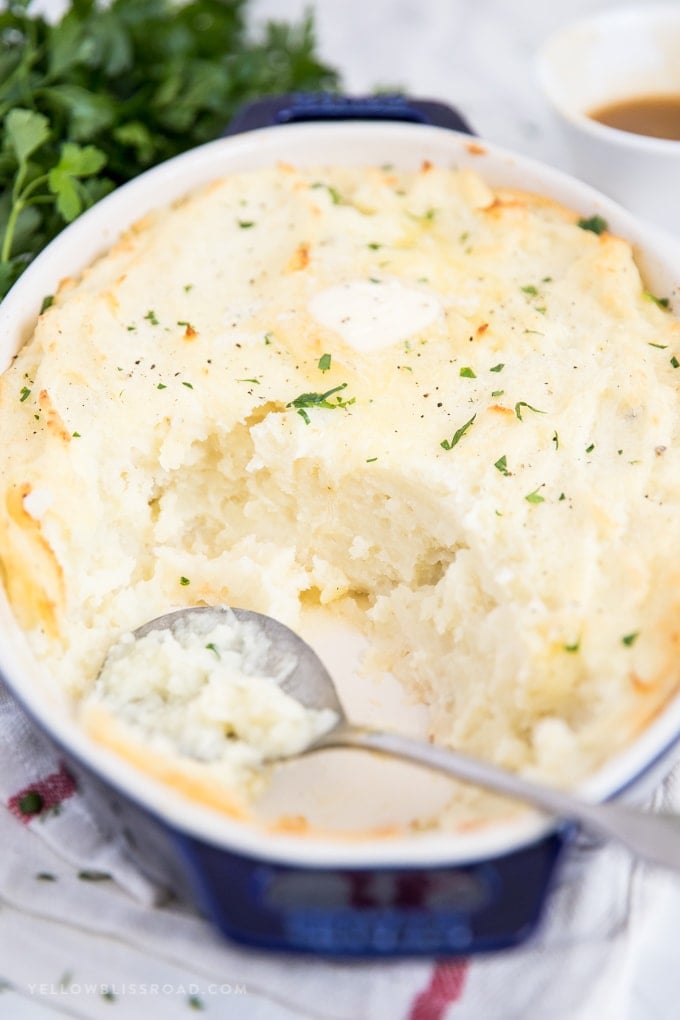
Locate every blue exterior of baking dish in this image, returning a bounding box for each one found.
[2,93,679,958]
[26,717,569,957]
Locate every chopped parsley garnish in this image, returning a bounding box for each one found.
[179,576,190,586]
[78,870,112,881]
[366,456,378,463]
[206,643,220,657]
[144,309,159,325]
[586,442,595,453]
[312,182,342,204]
[264,332,274,345]
[36,872,57,881]
[521,284,538,296]
[182,381,193,389]
[409,207,437,223]
[18,790,43,815]
[318,353,332,373]
[494,454,510,476]
[19,386,31,401]
[648,342,668,349]
[622,631,639,647]
[287,383,354,423]
[237,219,255,229]
[72,431,81,438]
[188,995,205,1012]
[491,389,504,397]
[441,413,476,450]
[101,988,117,1002]
[577,214,608,235]
[515,401,545,421]
[237,377,260,384]
[552,430,559,450]
[643,291,671,310]
[671,355,679,369]
[489,363,504,373]
[156,382,167,390]
[459,366,476,378]
[525,487,545,504]
[367,242,383,250]
[40,294,54,313]
[564,641,580,653]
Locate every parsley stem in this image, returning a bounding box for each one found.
[20,172,50,202]
[1,198,24,263]
[2,174,50,263]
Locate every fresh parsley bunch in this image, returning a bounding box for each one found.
[0,0,339,297]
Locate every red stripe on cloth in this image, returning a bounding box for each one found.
[7,763,77,823]
[408,960,469,1020]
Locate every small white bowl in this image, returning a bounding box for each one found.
[536,4,680,236]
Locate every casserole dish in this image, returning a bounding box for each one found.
[1,95,680,957]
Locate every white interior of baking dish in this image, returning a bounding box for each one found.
[1,121,680,867]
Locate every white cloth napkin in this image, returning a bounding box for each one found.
[0,676,676,1020]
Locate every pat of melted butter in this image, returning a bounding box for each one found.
[308,279,443,352]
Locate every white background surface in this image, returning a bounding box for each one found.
[3,0,680,1017]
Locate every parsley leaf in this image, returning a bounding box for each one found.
[311,181,342,204]
[6,108,50,167]
[48,143,107,221]
[515,401,545,421]
[577,215,608,235]
[0,0,340,298]
[287,383,354,422]
[441,414,476,450]
[643,291,671,311]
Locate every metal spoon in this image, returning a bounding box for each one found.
[135,606,680,872]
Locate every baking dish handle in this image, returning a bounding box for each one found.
[224,93,475,136]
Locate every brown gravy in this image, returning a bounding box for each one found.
[589,94,680,141]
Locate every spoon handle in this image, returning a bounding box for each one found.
[316,724,680,872]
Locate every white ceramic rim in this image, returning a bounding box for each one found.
[536,3,680,154]
[2,120,680,867]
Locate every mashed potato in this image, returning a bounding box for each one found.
[88,608,337,803]
[0,162,679,826]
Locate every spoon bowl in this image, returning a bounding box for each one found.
[129,606,680,873]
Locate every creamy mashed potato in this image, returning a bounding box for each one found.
[0,162,679,827]
[88,608,337,803]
